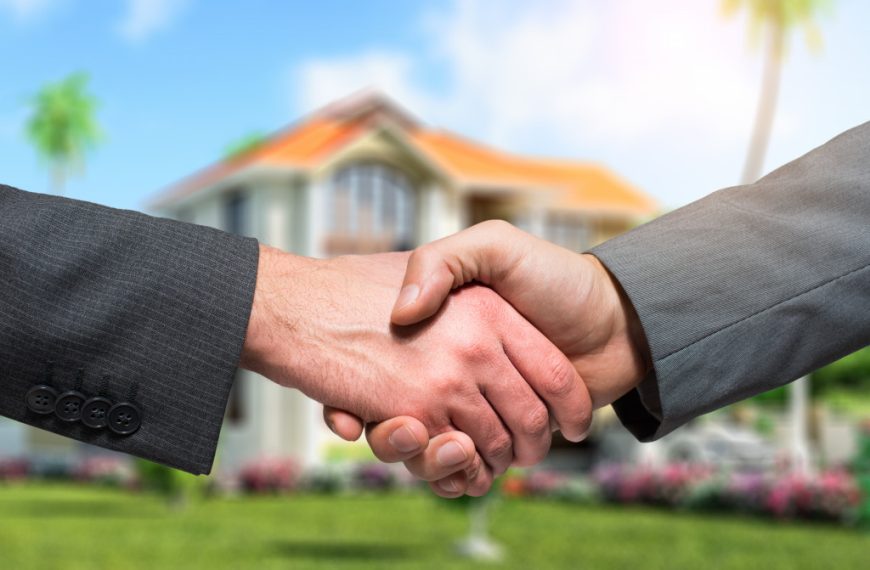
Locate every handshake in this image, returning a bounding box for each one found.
[240,220,652,498]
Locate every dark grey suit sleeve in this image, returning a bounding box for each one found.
[0,185,258,474]
[591,122,870,441]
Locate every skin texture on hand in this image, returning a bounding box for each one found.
[240,244,593,495]
[324,220,652,497]
[392,220,651,406]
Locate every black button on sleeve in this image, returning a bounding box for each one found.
[81,397,113,429]
[26,385,58,415]
[107,403,142,436]
[55,390,87,422]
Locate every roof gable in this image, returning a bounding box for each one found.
[151,91,657,217]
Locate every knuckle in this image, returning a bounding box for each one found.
[543,356,577,400]
[484,434,513,462]
[410,243,437,266]
[435,375,467,398]
[456,335,495,365]
[477,219,514,236]
[522,405,551,439]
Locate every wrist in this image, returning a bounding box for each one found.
[239,244,316,383]
[583,254,652,390]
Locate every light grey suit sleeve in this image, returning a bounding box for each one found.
[0,185,259,474]
[591,122,870,441]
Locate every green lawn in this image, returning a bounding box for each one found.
[0,484,866,570]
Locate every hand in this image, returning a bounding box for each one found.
[393,220,651,406]
[325,220,652,495]
[240,245,593,494]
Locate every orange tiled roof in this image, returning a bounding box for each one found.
[411,130,656,215]
[153,97,656,217]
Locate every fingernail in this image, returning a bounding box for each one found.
[565,430,589,443]
[395,284,420,310]
[388,426,421,453]
[438,478,459,493]
[436,441,468,467]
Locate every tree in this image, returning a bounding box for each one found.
[25,72,101,195]
[723,0,830,185]
[724,0,831,472]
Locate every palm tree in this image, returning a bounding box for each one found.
[25,72,101,195]
[724,0,830,472]
[724,0,829,185]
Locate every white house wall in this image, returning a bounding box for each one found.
[148,145,468,471]
[154,178,321,471]
[421,182,461,241]
[257,177,330,467]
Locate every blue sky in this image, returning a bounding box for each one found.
[1,0,868,212]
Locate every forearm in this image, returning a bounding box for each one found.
[0,185,258,473]
[593,122,870,440]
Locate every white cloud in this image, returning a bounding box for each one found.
[292,0,813,206]
[117,0,189,43]
[295,0,766,150]
[0,0,62,22]
[433,0,765,148]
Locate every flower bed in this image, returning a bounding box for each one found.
[506,464,866,525]
[239,457,302,494]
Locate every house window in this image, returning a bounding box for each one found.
[326,163,415,254]
[224,189,249,236]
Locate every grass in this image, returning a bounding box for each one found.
[0,484,867,570]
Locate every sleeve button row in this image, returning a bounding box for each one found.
[26,387,141,436]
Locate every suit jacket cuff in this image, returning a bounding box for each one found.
[590,122,870,440]
[0,186,259,474]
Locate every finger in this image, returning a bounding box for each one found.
[484,361,552,467]
[462,451,495,497]
[429,451,493,498]
[429,455,493,499]
[402,431,476,481]
[392,221,519,326]
[451,398,514,476]
[420,446,493,497]
[323,406,365,441]
[501,319,593,443]
[391,243,459,326]
[429,477,466,499]
[363,416,429,462]
[381,429,493,497]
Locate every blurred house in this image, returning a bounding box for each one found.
[153,91,656,472]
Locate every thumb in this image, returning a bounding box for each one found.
[323,406,366,441]
[392,220,517,326]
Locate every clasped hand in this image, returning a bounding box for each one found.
[241,221,650,497]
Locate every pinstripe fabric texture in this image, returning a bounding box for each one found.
[0,185,259,474]
[594,122,870,441]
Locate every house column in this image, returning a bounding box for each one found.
[252,185,287,458]
[307,175,328,258]
[528,203,547,239]
[290,177,330,467]
[422,182,455,242]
